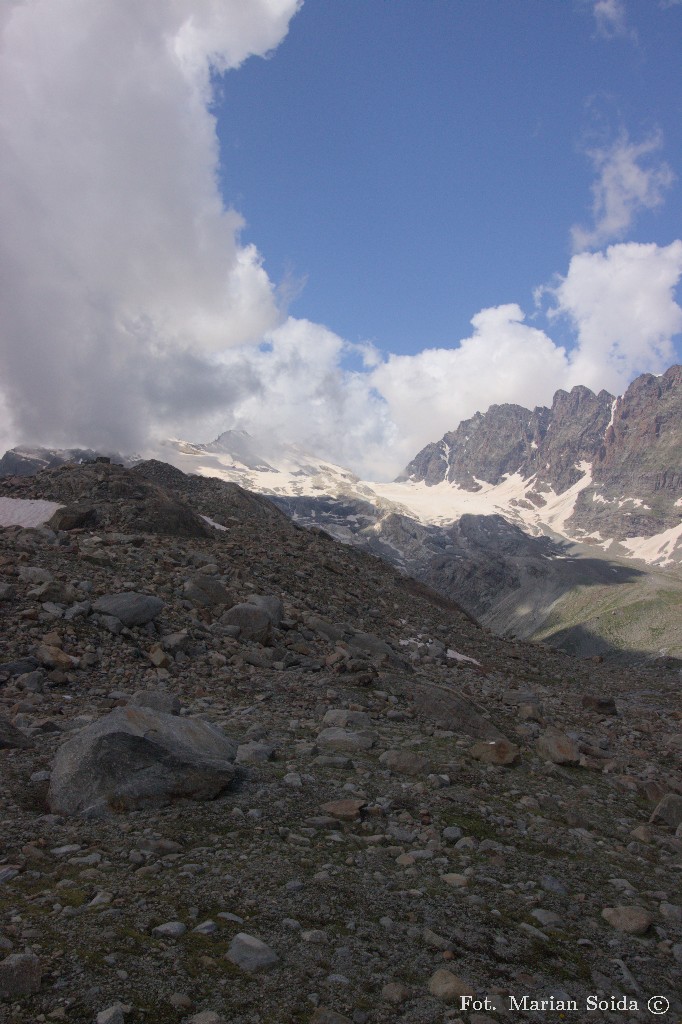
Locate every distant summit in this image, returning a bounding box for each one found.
[399,365,682,544]
[0,445,129,478]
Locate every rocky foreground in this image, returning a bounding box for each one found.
[0,460,681,1024]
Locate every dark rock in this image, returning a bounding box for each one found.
[221,603,271,642]
[183,575,232,608]
[92,592,165,626]
[129,689,181,715]
[0,715,34,749]
[48,706,237,817]
[0,951,42,996]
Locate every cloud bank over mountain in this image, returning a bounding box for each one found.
[0,1,681,479]
[0,0,300,452]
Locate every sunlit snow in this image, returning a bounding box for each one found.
[0,497,63,528]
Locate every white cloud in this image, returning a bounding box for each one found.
[571,131,675,251]
[0,2,680,486]
[367,305,570,473]
[209,318,397,480]
[548,241,682,393]
[211,243,682,479]
[591,0,634,39]
[0,0,301,451]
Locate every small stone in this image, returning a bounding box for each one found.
[378,748,430,775]
[0,715,33,750]
[168,993,194,1010]
[34,644,78,670]
[320,798,366,821]
[152,921,186,938]
[659,903,682,925]
[468,739,519,766]
[323,709,372,729]
[186,1013,227,1024]
[226,932,278,973]
[442,873,469,888]
[531,909,563,928]
[601,906,653,935]
[301,929,328,944]
[310,1011,353,1024]
[96,1005,130,1024]
[650,794,682,829]
[536,730,580,765]
[92,592,164,626]
[193,920,218,935]
[316,727,374,752]
[427,968,475,1002]
[129,688,180,714]
[581,694,617,715]
[0,951,42,996]
[442,826,463,842]
[235,741,275,764]
[381,981,411,1004]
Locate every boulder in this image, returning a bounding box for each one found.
[468,738,520,766]
[48,706,237,817]
[225,933,278,973]
[536,730,580,765]
[183,575,232,608]
[320,798,366,821]
[581,695,618,715]
[92,592,164,627]
[650,793,682,829]
[0,951,42,996]
[235,741,275,764]
[47,503,98,530]
[247,594,284,627]
[601,906,653,935]
[221,603,271,643]
[378,749,430,775]
[34,644,78,670]
[427,968,475,1002]
[323,709,372,730]
[129,689,181,715]
[401,681,508,741]
[316,727,375,752]
[310,1011,353,1024]
[0,715,33,749]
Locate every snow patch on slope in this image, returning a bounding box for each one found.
[619,522,682,567]
[366,462,594,539]
[160,432,369,500]
[0,497,63,528]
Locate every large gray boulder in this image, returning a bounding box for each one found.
[221,603,271,642]
[183,575,233,608]
[48,706,237,817]
[247,594,284,627]
[92,592,164,626]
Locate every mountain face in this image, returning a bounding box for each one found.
[0,446,128,477]
[400,364,682,544]
[160,430,370,501]
[1,366,680,663]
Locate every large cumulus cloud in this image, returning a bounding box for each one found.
[0,0,301,451]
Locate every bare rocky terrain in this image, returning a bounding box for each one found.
[1,459,681,1024]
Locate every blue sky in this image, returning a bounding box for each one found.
[1,0,681,477]
[215,0,682,358]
